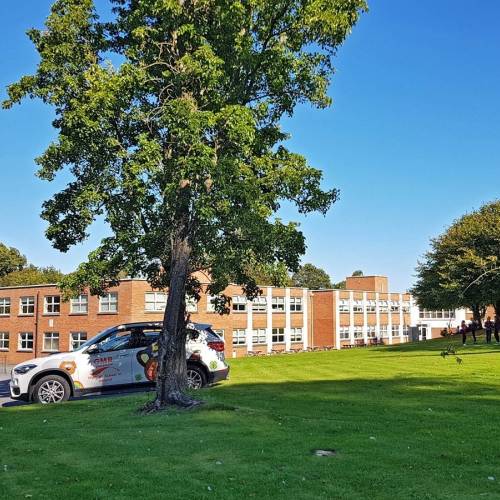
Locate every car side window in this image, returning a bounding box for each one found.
[96,331,132,352]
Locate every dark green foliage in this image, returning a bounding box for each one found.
[0,265,65,287]
[291,263,332,289]
[0,243,27,278]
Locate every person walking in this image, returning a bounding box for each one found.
[484,316,494,344]
[469,320,478,344]
[494,316,500,344]
[461,320,468,346]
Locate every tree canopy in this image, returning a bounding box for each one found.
[291,263,332,289]
[4,0,367,408]
[411,200,500,320]
[0,243,27,278]
[0,265,65,287]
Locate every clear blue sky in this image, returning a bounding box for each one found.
[1,1,499,291]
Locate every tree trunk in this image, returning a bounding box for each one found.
[471,303,483,329]
[494,300,500,317]
[143,232,199,412]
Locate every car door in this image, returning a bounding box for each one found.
[131,329,161,385]
[77,329,134,390]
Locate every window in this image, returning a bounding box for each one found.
[366,300,376,313]
[0,332,9,350]
[20,297,35,315]
[290,297,303,312]
[71,294,88,314]
[145,292,167,312]
[353,327,363,339]
[43,332,60,352]
[206,295,216,312]
[252,297,267,313]
[232,329,246,345]
[99,293,118,313]
[402,302,410,313]
[379,301,389,313]
[232,296,247,312]
[380,325,388,337]
[70,332,87,350]
[353,300,363,313]
[272,328,285,343]
[0,298,10,315]
[419,309,455,319]
[18,332,33,351]
[339,299,349,313]
[252,328,267,344]
[403,325,409,336]
[44,296,61,314]
[367,326,376,338]
[390,301,400,313]
[272,297,285,312]
[186,296,198,313]
[339,327,350,340]
[291,327,303,342]
[392,325,400,337]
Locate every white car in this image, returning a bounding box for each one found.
[10,321,229,404]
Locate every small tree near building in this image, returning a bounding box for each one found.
[4,0,366,410]
[291,263,332,289]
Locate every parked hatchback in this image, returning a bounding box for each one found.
[10,322,229,404]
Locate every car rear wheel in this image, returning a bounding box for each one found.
[186,366,206,390]
[33,375,71,404]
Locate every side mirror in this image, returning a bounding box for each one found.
[86,344,100,355]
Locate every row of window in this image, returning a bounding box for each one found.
[0,331,87,352]
[418,309,456,319]
[232,327,303,345]
[0,294,118,316]
[338,325,409,340]
[227,296,303,313]
[338,300,410,313]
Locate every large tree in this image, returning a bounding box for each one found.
[291,263,332,289]
[0,243,27,278]
[4,0,366,410]
[412,201,500,324]
[0,265,65,287]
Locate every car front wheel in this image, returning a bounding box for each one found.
[32,375,71,404]
[186,366,206,390]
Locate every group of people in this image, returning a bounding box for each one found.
[457,317,500,346]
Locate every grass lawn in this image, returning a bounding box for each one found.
[2,335,500,499]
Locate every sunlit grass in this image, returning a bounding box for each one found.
[1,334,500,499]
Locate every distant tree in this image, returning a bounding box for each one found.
[4,0,366,410]
[352,269,363,277]
[247,262,292,288]
[0,266,65,287]
[0,243,27,278]
[332,270,364,289]
[412,201,500,324]
[292,263,332,289]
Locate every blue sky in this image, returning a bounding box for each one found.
[0,1,499,291]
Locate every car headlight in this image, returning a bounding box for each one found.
[13,364,37,375]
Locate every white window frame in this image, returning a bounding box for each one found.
[206,295,217,312]
[272,327,285,343]
[290,297,303,312]
[232,296,247,312]
[353,300,363,313]
[367,326,376,338]
[402,325,409,336]
[380,325,388,337]
[144,292,167,312]
[99,293,118,313]
[43,332,60,352]
[290,327,303,342]
[339,327,350,340]
[402,301,410,313]
[353,327,363,339]
[0,332,9,350]
[18,332,34,351]
[70,332,87,351]
[366,300,376,313]
[44,295,61,315]
[252,296,267,313]
[339,299,349,313]
[252,328,267,344]
[271,297,285,312]
[186,296,198,313]
[391,325,400,337]
[390,301,400,313]
[0,297,11,316]
[20,296,35,315]
[232,329,246,345]
[379,301,389,313]
[70,294,88,314]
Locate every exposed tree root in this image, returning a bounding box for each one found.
[140,393,204,415]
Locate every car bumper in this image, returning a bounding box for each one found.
[9,380,29,401]
[208,366,230,385]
